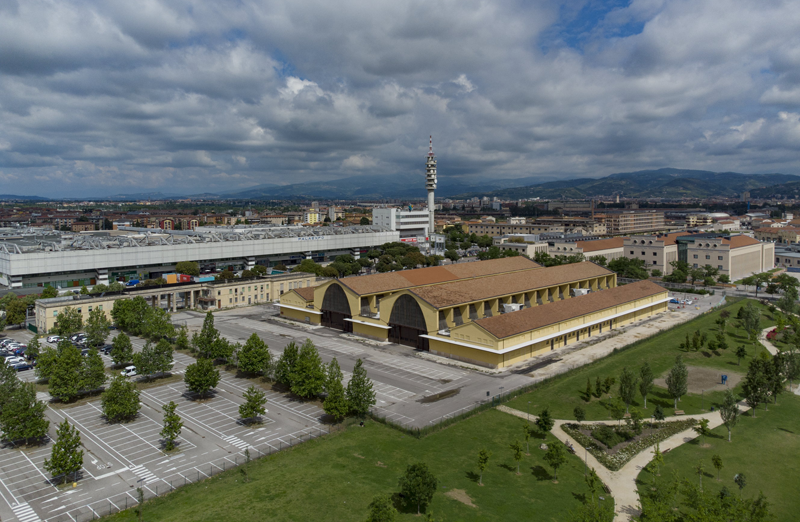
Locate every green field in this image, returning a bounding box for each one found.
[505,299,775,421]
[105,409,603,522]
[637,392,800,520]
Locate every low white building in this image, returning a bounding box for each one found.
[371,208,430,239]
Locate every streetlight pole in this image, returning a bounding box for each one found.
[528,401,531,423]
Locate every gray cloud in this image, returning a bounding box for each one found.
[1,0,800,197]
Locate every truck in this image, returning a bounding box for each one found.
[125,279,140,287]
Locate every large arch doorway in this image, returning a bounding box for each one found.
[388,295,429,350]
[321,284,353,333]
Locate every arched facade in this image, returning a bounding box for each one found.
[388,294,429,350]
[321,283,353,332]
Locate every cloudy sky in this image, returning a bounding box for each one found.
[1,0,800,197]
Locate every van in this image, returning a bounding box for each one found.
[121,365,137,378]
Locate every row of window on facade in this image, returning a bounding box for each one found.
[52,304,103,317]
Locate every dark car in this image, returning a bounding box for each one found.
[12,362,33,372]
[100,344,113,355]
[13,345,27,356]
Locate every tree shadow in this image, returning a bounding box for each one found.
[530,465,551,481]
[498,463,516,473]
[182,389,218,401]
[701,351,712,358]
[571,492,587,503]
[390,493,418,515]
[465,471,480,483]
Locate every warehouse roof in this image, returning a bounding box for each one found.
[293,286,316,301]
[409,261,613,309]
[471,280,666,339]
[337,256,540,296]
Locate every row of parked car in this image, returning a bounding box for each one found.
[0,338,33,371]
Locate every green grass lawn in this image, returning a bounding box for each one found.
[637,392,800,521]
[104,409,604,522]
[505,300,775,421]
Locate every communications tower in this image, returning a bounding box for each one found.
[426,136,437,236]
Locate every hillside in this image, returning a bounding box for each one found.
[458,168,800,199]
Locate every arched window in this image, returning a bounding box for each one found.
[389,295,428,331]
[321,284,351,315]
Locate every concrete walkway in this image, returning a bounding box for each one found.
[497,403,749,522]
[758,326,780,356]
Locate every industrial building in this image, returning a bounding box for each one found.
[278,257,669,368]
[0,225,398,289]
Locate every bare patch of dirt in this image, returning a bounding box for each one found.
[654,365,742,394]
[445,489,476,508]
[353,453,365,459]
[376,461,386,468]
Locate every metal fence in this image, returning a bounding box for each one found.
[44,425,331,522]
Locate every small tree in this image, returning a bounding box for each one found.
[509,440,523,475]
[594,376,603,398]
[0,382,49,445]
[175,261,200,277]
[573,405,586,423]
[291,339,325,399]
[346,359,376,416]
[54,307,83,337]
[160,401,183,451]
[584,378,592,401]
[735,345,748,366]
[26,335,41,361]
[175,326,190,351]
[323,359,349,422]
[653,404,666,421]
[734,473,747,498]
[274,342,300,387]
[49,343,84,402]
[618,366,638,413]
[585,468,601,502]
[398,463,438,515]
[5,298,27,326]
[365,495,397,522]
[665,355,689,409]
[639,362,654,409]
[544,441,566,481]
[719,390,740,442]
[44,420,84,484]
[111,332,134,366]
[134,339,174,380]
[477,449,491,486]
[742,358,768,417]
[693,418,710,445]
[239,385,268,424]
[695,462,705,491]
[85,308,111,348]
[101,375,141,422]
[184,358,220,398]
[650,443,664,476]
[712,454,723,481]
[81,348,107,392]
[535,407,554,433]
[238,333,272,376]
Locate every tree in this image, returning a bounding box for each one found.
[35,346,58,381]
[719,390,740,443]
[444,250,459,262]
[365,495,397,522]
[650,443,664,477]
[735,344,748,366]
[665,355,689,409]
[739,303,761,345]
[192,311,222,358]
[184,358,219,398]
[81,348,107,392]
[398,463,438,515]
[536,407,555,433]
[26,335,41,361]
[693,418,710,445]
[618,367,638,413]
[175,326,190,351]
[0,382,49,444]
[49,343,85,402]
[141,307,175,342]
[0,354,19,413]
[175,261,200,276]
[767,352,786,405]
[44,420,84,484]
[238,333,272,376]
[584,378,592,401]
[238,385,268,424]
[509,440,524,475]
[323,359,349,422]
[477,449,491,486]
[712,454,723,481]
[360,216,370,226]
[607,257,649,279]
[639,362,654,409]
[734,473,747,498]
[5,298,27,326]
[544,441,567,481]
[742,359,769,417]
[695,461,705,491]
[776,285,799,316]
[40,286,58,299]
[160,401,183,451]
[111,332,134,365]
[86,309,111,348]
[585,468,601,503]
[594,376,603,398]
[274,342,300,387]
[54,306,83,336]
[101,375,141,422]
[346,358,376,416]
[133,339,174,379]
[653,404,665,421]
[291,339,325,399]
[573,406,586,423]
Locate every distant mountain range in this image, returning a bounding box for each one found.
[0,194,48,201]
[456,168,800,199]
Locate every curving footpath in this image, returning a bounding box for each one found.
[498,403,750,521]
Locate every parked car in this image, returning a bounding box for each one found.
[120,365,137,378]
[13,345,27,356]
[5,357,25,366]
[12,362,33,372]
[46,335,62,343]
[2,347,20,356]
[100,344,113,355]
[80,348,90,357]
[0,339,16,348]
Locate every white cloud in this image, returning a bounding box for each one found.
[341,154,377,170]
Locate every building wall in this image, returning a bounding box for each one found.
[624,237,677,274]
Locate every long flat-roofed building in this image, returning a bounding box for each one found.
[279,258,667,368]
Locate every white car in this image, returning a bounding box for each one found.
[5,357,25,366]
[47,335,62,343]
[120,365,137,378]
[0,339,16,348]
